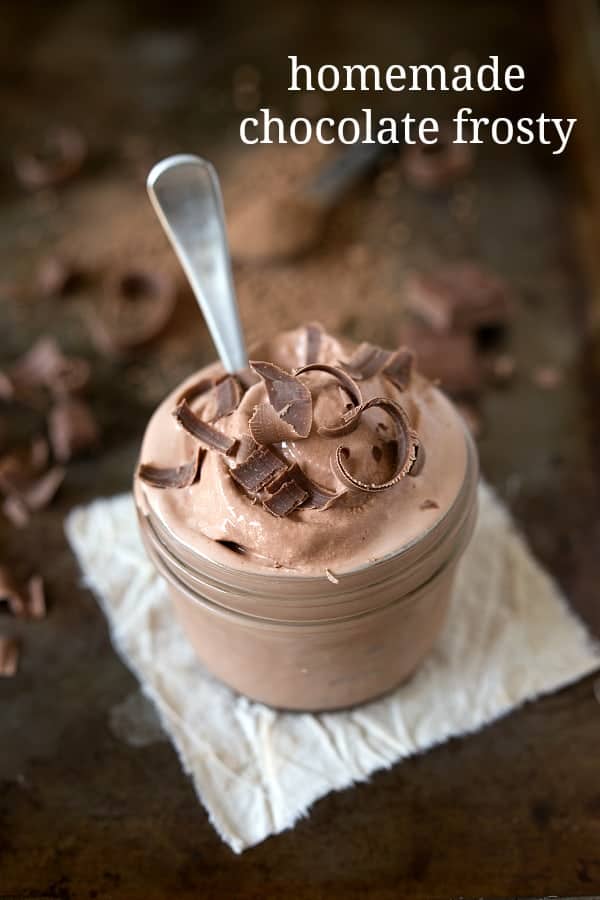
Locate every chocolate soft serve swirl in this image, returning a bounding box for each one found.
[136,325,467,576]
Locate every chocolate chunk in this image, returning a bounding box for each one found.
[420,499,439,510]
[263,479,308,517]
[304,323,323,365]
[138,448,204,490]
[207,376,242,421]
[27,575,46,620]
[294,363,362,438]
[173,401,238,455]
[90,268,177,354]
[14,126,86,189]
[402,126,473,191]
[399,326,482,396]
[331,398,419,493]
[250,361,312,439]
[230,445,287,494]
[0,636,19,677]
[339,342,391,380]
[48,396,99,462]
[405,263,512,334]
[10,337,90,395]
[382,347,414,391]
[0,566,27,617]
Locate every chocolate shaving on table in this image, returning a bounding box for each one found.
[304,323,323,365]
[27,574,46,620]
[339,342,391,380]
[331,398,419,493]
[173,401,237,456]
[230,445,287,494]
[22,466,66,510]
[89,268,177,354]
[138,448,204,490]
[382,347,414,391]
[263,479,309,517]
[0,565,27,617]
[14,126,87,190]
[295,363,363,438]
[47,396,99,462]
[207,376,242,421]
[10,337,90,395]
[0,636,19,677]
[250,361,312,439]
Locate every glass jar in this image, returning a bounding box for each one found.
[134,428,478,712]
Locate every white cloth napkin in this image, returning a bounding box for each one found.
[65,482,599,853]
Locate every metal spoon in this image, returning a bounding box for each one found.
[146,154,248,373]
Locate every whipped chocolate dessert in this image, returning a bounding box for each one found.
[136,324,468,577]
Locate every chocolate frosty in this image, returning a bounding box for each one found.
[136,324,468,576]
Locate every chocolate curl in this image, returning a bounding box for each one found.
[230,445,287,494]
[294,364,363,438]
[173,401,238,456]
[207,376,242,421]
[382,347,414,392]
[0,636,19,677]
[250,361,312,439]
[14,126,86,190]
[176,377,215,406]
[304,323,323,365]
[339,343,391,380]
[138,448,204,490]
[249,403,301,445]
[263,480,308,518]
[278,463,344,511]
[331,398,419,493]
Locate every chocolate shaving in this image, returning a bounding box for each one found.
[47,396,99,462]
[331,398,419,493]
[339,342,391,380]
[0,566,27,617]
[250,361,312,439]
[304,323,323,365]
[176,377,215,406]
[284,463,344,510]
[249,402,301,445]
[27,575,46,620]
[173,401,237,455]
[22,466,66,510]
[230,445,287,494]
[420,499,439,511]
[10,337,90,395]
[14,126,86,190]
[208,376,242,421]
[90,268,177,354]
[0,636,19,677]
[382,348,414,391]
[263,479,308,517]
[138,448,204,490]
[294,363,362,438]
[236,434,258,464]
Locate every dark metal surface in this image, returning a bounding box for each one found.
[1,2,600,898]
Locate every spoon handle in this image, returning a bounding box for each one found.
[147,154,248,373]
